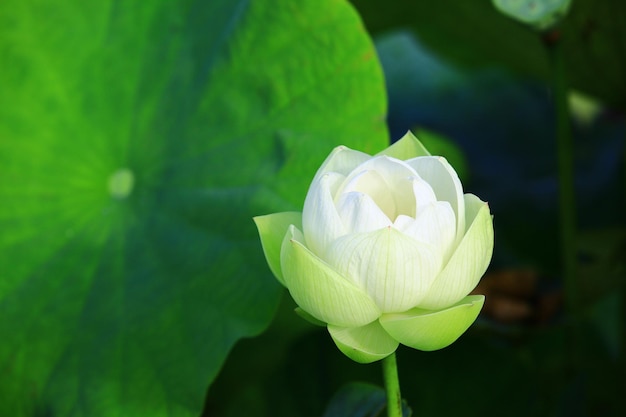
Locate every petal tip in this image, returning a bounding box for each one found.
[328,322,399,364]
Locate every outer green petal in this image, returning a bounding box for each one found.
[281,225,381,327]
[418,194,493,310]
[376,130,431,159]
[328,321,399,364]
[253,211,302,285]
[295,307,326,327]
[380,295,484,351]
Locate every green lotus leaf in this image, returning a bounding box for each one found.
[352,0,626,110]
[0,0,388,415]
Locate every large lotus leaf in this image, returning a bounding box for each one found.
[350,0,626,110]
[0,0,388,416]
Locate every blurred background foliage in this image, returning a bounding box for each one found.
[0,0,624,416]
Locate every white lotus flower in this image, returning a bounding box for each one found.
[254,131,494,363]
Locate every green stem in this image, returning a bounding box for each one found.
[621,131,626,415]
[382,352,402,417]
[545,30,577,321]
[544,30,580,378]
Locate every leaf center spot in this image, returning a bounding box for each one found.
[108,168,135,199]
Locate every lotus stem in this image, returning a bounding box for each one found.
[544,29,577,323]
[382,352,402,417]
[544,29,580,373]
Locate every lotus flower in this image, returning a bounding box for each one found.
[254,131,494,363]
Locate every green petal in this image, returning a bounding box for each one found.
[295,307,326,327]
[328,321,399,363]
[376,130,431,159]
[281,225,381,327]
[418,194,493,310]
[380,295,484,351]
[253,212,302,285]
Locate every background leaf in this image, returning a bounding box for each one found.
[374,29,624,271]
[351,0,626,110]
[0,0,388,415]
[322,382,412,417]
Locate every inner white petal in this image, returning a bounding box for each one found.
[336,192,392,234]
[392,214,414,231]
[411,176,437,216]
[337,156,420,221]
[406,156,465,243]
[402,201,456,262]
[338,169,396,220]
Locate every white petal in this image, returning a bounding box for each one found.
[337,156,419,220]
[326,227,442,313]
[302,172,347,256]
[392,214,414,230]
[338,169,395,220]
[313,145,371,180]
[418,194,494,310]
[412,175,437,214]
[399,201,456,262]
[336,191,391,234]
[406,156,465,244]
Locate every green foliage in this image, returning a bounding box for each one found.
[0,0,388,415]
[322,382,412,417]
[351,0,626,109]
